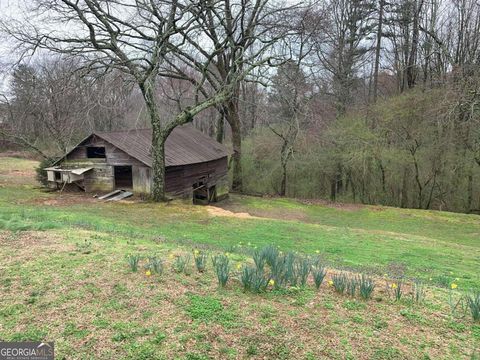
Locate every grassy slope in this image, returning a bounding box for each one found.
[1,157,479,288]
[0,156,479,359]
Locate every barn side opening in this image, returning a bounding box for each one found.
[114,166,133,189]
[193,182,217,204]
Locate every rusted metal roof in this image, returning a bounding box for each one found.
[93,125,228,167]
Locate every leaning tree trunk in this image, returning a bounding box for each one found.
[140,79,168,202]
[226,97,243,192]
[279,143,289,197]
[151,132,167,202]
[231,117,243,192]
[216,107,226,143]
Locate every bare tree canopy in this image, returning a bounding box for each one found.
[1,0,480,212]
[1,0,294,200]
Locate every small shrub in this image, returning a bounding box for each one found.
[347,276,359,297]
[35,157,57,187]
[466,290,480,322]
[332,273,348,294]
[241,266,269,293]
[193,250,208,273]
[212,254,230,287]
[146,256,164,275]
[412,280,425,303]
[312,266,327,290]
[126,254,141,272]
[359,274,375,300]
[173,254,191,274]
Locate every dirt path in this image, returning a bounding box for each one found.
[205,206,259,219]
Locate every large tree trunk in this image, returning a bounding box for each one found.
[230,115,243,192]
[151,133,167,201]
[279,142,289,197]
[225,96,243,192]
[280,163,287,196]
[216,107,225,143]
[140,79,168,202]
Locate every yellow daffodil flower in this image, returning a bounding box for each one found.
[451,283,458,289]
[236,263,242,270]
[328,280,333,286]
[390,283,398,289]
[269,279,275,286]
[145,270,152,276]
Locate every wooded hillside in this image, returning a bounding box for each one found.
[0,0,479,212]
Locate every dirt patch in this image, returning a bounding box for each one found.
[9,169,35,177]
[30,193,99,206]
[0,230,60,249]
[205,206,258,219]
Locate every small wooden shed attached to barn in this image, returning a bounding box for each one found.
[45,125,229,202]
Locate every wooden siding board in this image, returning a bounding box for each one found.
[132,166,151,194]
[66,137,145,167]
[165,157,228,196]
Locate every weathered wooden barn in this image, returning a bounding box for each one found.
[45,125,229,202]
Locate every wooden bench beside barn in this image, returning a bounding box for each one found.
[44,125,229,203]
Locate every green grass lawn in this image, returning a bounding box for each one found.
[0,156,479,359]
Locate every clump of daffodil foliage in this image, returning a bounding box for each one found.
[193,249,208,273]
[212,254,230,287]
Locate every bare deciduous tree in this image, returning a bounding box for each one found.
[169,0,296,192]
[1,0,257,200]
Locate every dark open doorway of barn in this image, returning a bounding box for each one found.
[193,184,217,204]
[114,166,133,189]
